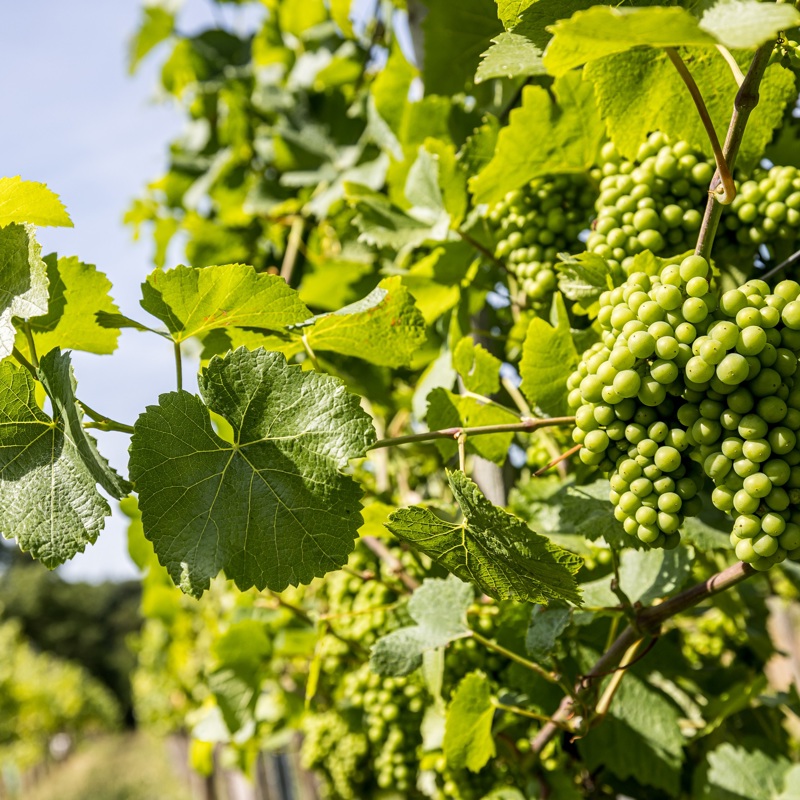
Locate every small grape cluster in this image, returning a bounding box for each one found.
[486,175,596,309]
[569,253,800,570]
[726,165,800,258]
[587,134,714,272]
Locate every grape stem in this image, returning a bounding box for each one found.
[471,630,559,684]
[280,215,305,284]
[174,341,183,392]
[22,321,39,368]
[666,48,736,205]
[369,416,576,450]
[716,45,745,87]
[530,560,756,753]
[695,42,775,259]
[532,443,582,477]
[760,248,800,283]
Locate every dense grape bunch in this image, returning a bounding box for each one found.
[569,253,800,569]
[727,165,800,261]
[586,134,715,272]
[487,175,596,309]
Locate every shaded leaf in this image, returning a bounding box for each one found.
[386,470,582,604]
[370,576,474,676]
[0,359,110,567]
[1,223,49,358]
[129,347,375,597]
[526,604,571,662]
[453,337,501,396]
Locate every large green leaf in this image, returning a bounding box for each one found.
[0,177,72,228]
[421,0,503,95]
[699,1,800,50]
[694,743,789,800]
[27,255,121,355]
[543,5,715,76]
[305,277,427,367]
[140,263,310,343]
[578,670,685,795]
[386,470,582,604]
[511,0,595,48]
[0,223,49,358]
[520,293,579,416]
[586,48,796,170]
[470,73,603,205]
[443,672,496,772]
[370,576,474,676]
[129,347,375,597]
[0,358,112,567]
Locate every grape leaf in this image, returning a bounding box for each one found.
[129,347,375,597]
[577,669,684,795]
[304,277,426,367]
[0,176,72,228]
[470,73,603,205]
[586,48,796,170]
[458,117,500,178]
[580,547,693,608]
[557,252,613,304]
[443,672,496,772]
[426,388,519,465]
[694,743,789,800]
[453,337,501,396]
[511,0,596,48]
[0,359,111,567]
[330,0,354,38]
[37,349,131,499]
[128,6,174,73]
[140,263,311,343]
[699,0,800,50]
[543,6,715,77]
[421,0,503,95]
[526,604,571,662]
[475,32,546,84]
[386,470,583,604]
[0,223,49,358]
[27,255,121,355]
[520,293,579,416]
[370,576,474,676]
[495,0,537,29]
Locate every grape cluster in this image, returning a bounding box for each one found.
[569,253,800,569]
[487,175,596,309]
[727,165,800,259]
[586,134,714,272]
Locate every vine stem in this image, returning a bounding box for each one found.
[367,416,576,451]
[695,43,774,258]
[716,45,745,86]
[22,321,39,368]
[761,248,800,283]
[301,334,320,371]
[173,341,183,392]
[280,216,305,284]
[11,346,37,379]
[472,631,559,683]
[492,700,573,730]
[531,560,756,754]
[666,48,735,204]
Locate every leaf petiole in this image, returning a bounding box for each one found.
[471,630,558,683]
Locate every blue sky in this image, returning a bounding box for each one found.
[0,1,260,580]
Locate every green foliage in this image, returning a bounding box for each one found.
[7,0,800,795]
[129,347,375,596]
[387,471,583,604]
